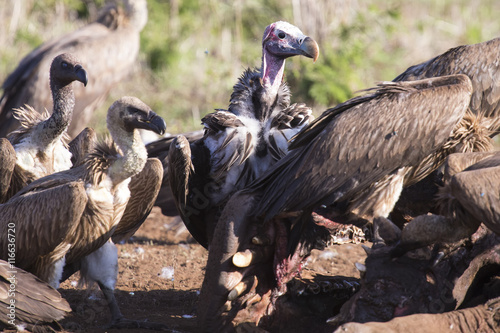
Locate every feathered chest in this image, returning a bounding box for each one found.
[14,136,72,179]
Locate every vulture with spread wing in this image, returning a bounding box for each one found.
[0,0,147,138]
[198,75,475,330]
[0,53,88,203]
[0,96,166,329]
[164,21,319,248]
[388,37,500,226]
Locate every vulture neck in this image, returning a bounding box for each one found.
[261,49,285,112]
[40,79,75,143]
[107,127,148,184]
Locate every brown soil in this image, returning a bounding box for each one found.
[57,207,368,333]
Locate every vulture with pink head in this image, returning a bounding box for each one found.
[163,21,319,248]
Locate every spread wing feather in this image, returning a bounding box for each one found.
[251,75,473,220]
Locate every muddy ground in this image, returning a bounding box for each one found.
[52,207,368,333]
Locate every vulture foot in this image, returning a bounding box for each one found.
[199,191,368,331]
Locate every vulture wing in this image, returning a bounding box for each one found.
[112,158,163,243]
[0,260,71,327]
[0,139,16,203]
[393,37,500,135]
[0,180,87,270]
[68,127,97,167]
[167,135,209,247]
[251,75,473,221]
[0,1,146,138]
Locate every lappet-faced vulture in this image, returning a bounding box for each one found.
[0,260,71,331]
[0,53,88,203]
[0,96,167,329]
[164,21,319,248]
[197,75,476,330]
[0,0,147,138]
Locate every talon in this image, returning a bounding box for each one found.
[252,235,270,245]
[246,294,262,306]
[228,276,257,301]
[232,246,271,267]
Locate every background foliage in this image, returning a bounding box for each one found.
[1,0,500,143]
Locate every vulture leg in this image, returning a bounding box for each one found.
[81,242,170,330]
[198,191,259,331]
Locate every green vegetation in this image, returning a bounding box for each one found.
[1,0,500,145]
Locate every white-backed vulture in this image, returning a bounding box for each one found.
[197,75,475,330]
[396,151,500,254]
[0,260,71,331]
[0,96,166,329]
[388,37,500,227]
[0,0,147,138]
[0,53,88,203]
[393,36,500,138]
[164,21,319,248]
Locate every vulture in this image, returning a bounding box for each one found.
[0,53,88,203]
[397,151,500,252]
[0,260,71,331]
[0,0,147,138]
[145,129,203,217]
[388,36,500,226]
[393,36,500,138]
[0,96,166,329]
[165,21,319,248]
[197,75,476,330]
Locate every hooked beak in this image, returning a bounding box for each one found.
[299,37,320,62]
[144,111,167,136]
[75,65,88,87]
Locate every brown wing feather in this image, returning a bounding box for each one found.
[167,136,209,247]
[251,75,473,220]
[0,180,87,278]
[0,139,16,203]
[0,1,147,138]
[112,158,163,243]
[0,260,71,328]
[445,164,500,234]
[394,37,500,134]
[68,127,97,167]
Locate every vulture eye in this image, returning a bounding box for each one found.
[277,31,286,39]
[61,61,69,69]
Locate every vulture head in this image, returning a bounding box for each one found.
[107,96,166,137]
[262,21,320,62]
[50,53,88,89]
[260,21,319,99]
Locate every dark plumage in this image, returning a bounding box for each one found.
[393,36,500,138]
[0,96,166,329]
[197,75,475,330]
[0,260,71,331]
[0,53,88,203]
[397,151,500,252]
[0,0,147,138]
[165,21,319,248]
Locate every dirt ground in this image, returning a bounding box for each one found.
[56,207,368,333]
